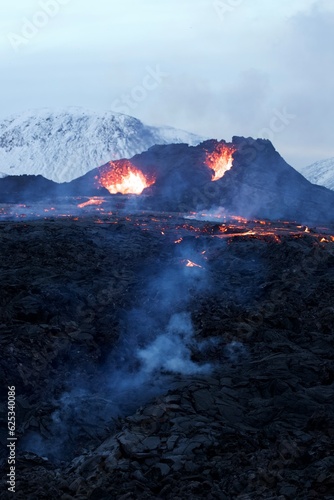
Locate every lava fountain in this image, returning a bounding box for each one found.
[97,160,156,195]
[205,144,236,181]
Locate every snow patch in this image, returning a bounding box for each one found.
[0,108,205,183]
[298,157,334,191]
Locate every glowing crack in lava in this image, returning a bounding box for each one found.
[77,197,105,208]
[205,144,236,181]
[182,259,203,269]
[97,160,156,195]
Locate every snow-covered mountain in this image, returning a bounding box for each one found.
[0,108,205,183]
[299,157,334,191]
[0,172,7,178]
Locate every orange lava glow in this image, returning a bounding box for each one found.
[97,160,156,195]
[205,144,236,181]
[184,259,203,268]
[78,197,105,208]
[320,236,334,243]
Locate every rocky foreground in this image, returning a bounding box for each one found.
[0,214,334,499]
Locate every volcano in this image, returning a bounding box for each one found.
[1,136,334,224]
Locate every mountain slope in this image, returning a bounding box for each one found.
[299,157,334,191]
[0,108,204,183]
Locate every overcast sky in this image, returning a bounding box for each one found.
[1,0,333,168]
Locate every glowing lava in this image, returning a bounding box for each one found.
[205,144,236,181]
[97,160,156,195]
[78,197,105,208]
[183,259,203,268]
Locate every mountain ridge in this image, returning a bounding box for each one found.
[0,107,205,183]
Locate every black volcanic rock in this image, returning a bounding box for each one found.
[0,175,58,203]
[1,215,334,499]
[0,174,109,202]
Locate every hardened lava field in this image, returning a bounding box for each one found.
[0,212,334,499]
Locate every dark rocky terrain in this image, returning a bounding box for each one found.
[0,213,334,499]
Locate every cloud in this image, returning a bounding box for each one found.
[0,0,333,168]
[271,1,334,165]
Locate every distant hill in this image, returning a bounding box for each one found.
[299,157,334,191]
[0,108,204,183]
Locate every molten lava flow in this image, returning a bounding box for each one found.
[183,259,203,268]
[205,144,236,181]
[97,160,155,195]
[320,236,334,243]
[78,197,105,208]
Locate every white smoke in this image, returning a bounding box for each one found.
[20,240,212,460]
[137,313,211,375]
